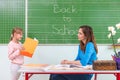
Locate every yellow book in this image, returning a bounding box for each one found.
[21,37,39,57]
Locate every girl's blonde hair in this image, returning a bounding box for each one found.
[10,27,23,40]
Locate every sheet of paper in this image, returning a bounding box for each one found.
[21,64,48,69]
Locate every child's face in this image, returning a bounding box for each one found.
[14,32,23,41]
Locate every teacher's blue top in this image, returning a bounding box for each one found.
[75,42,97,66]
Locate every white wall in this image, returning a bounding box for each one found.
[0,45,116,80]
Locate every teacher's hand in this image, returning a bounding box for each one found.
[61,60,68,64]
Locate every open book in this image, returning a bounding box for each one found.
[20,37,39,57]
[44,64,92,70]
[20,64,92,71]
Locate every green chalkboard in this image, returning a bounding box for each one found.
[0,0,25,44]
[28,0,120,44]
[1,0,120,44]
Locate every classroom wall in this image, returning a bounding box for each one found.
[0,45,116,80]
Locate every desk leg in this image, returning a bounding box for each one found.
[94,74,97,80]
[25,73,29,80]
[116,73,120,80]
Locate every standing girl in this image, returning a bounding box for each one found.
[8,27,24,80]
[49,25,98,80]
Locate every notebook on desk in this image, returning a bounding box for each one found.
[20,37,39,58]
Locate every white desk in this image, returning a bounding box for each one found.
[19,67,120,80]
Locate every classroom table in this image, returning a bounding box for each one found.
[19,67,120,80]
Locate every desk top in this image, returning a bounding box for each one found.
[18,64,120,74]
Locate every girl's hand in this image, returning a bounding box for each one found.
[21,46,25,50]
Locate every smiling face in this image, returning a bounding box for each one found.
[14,32,23,41]
[77,28,86,43]
[11,27,23,43]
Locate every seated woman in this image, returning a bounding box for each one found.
[49,25,98,80]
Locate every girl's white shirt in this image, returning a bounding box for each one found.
[8,41,24,65]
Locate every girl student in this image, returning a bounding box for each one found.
[8,27,24,80]
[49,25,98,80]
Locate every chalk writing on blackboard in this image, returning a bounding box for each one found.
[52,24,78,35]
[53,4,77,13]
[52,3,78,36]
